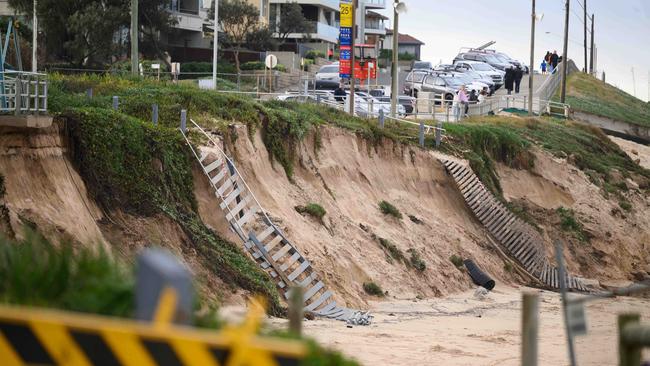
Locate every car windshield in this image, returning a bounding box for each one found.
[441,76,463,87]
[407,72,427,82]
[484,55,502,64]
[471,63,493,71]
[454,74,474,83]
[413,62,432,69]
[494,54,511,63]
[318,66,339,74]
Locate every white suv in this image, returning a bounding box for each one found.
[452,60,504,88]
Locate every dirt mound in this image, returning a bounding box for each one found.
[196,125,518,307]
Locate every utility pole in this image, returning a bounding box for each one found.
[131,0,139,76]
[583,0,587,73]
[348,0,357,115]
[560,0,570,103]
[32,0,37,72]
[212,0,219,89]
[390,0,399,118]
[589,14,594,74]
[528,0,535,116]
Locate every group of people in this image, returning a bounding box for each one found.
[504,65,524,95]
[541,50,561,74]
[453,86,489,120]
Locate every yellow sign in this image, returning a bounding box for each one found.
[340,2,353,28]
[0,299,306,366]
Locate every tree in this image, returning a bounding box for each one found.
[274,2,310,45]
[8,0,176,66]
[246,26,276,52]
[210,0,261,72]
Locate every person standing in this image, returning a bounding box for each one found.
[504,66,515,95]
[541,59,547,74]
[334,83,346,103]
[478,88,488,103]
[551,50,559,74]
[514,66,524,93]
[458,85,469,118]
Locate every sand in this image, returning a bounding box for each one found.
[260,287,650,365]
[609,136,650,170]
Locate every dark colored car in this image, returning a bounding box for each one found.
[377,95,416,115]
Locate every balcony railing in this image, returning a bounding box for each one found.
[0,71,48,115]
[363,0,386,9]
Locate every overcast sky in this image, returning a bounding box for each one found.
[378,0,650,102]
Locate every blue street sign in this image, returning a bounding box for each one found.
[340,27,352,46]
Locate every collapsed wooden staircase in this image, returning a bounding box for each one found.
[181,120,371,324]
[442,159,587,292]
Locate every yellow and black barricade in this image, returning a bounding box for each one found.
[0,296,306,366]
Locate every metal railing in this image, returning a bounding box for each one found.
[0,71,48,115]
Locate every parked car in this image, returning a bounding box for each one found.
[433,64,456,72]
[412,61,433,71]
[444,72,490,94]
[403,70,430,97]
[454,52,511,71]
[493,52,529,74]
[453,68,496,93]
[315,64,340,83]
[355,91,406,116]
[452,60,504,88]
[376,95,416,115]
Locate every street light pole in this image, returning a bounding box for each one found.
[390,0,399,118]
[349,0,357,115]
[131,0,139,76]
[212,0,219,89]
[32,0,37,72]
[560,0,570,103]
[583,0,587,73]
[589,14,595,74]
[528,0,535,116]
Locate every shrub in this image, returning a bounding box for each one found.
[305,50,326,60]
[450,255,463,268]
[363,282,384,296]
[378,200,402,219]
[504,262,514,273]
[241,61,266,71]
[407,249,426,272]
[557,207,589,242]
[295,203,326,221]
[619,200,632,212]
[378,237,404,263]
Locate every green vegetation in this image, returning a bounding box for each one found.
[362,282,384,296]
[305,50,326,60]
[295,203,327,222]
[0,231,133,317]
[562,72,650,127]
[504,262,514,273]
[378,200,402,219]
[619,200,632,212]
[557,207,589,242]
[450,255,464,268]
[378,237,405,264]
[407,249,426,272]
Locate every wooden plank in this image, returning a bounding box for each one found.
[486,209,509,233]
[453,167,470,180]
[199,151,209,163]
[305,291,333,312]
[326,309,346,319]
[255,226,276,244]
[467,188,490,207]
[477,201,500,222]
[303,281,324,302]
[235,206,257,228]
[219,186,244,209]
[280,252,302,272]
[272,244,293,261]
[203,159,223,175]
[492,215,518,239]
[457,172,477,188]
[513,237,534,259]
[449,163,463,175]
[298,273,317,288]
[225,196,253,221]
[264,235,284,253]
[210,167,229,186]
[460,176,480,192]
[217,175,238,196]
[249,232,292,288]
[502,229,523,249]
[315,301,337,316]
[288,261,311,281]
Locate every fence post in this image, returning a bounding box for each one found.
[618,313,641,366]
[419,121,425,147]
[14,74,21,116]
[288,286,303,337]
[237,73,241,92]
[180,109,187,133]
[86,88,93,99]
[522,292,539,366]
[112,96,119,111]
[303,80,308,96]
[152,104,159,125]
[445,102,450,123]
[435,121,442,147]
[378,108,384,129]
[316,94,321,104]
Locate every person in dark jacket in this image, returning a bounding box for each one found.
[504,66,515,95]
[469,89,478,102]
[334,83,346,103]
[550,51,560,74]
[514,66,524,93]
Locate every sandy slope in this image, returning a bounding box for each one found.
[609,136,650,170]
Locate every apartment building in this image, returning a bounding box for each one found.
[384,29,424,60]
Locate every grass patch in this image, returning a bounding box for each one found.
[295,203,326,222]
[407,248,426,272]
[378,200,402,219]
[561,72,650,127]
[378,237,405,263]
[450,255,464,268]
[557,207,589,242]
[619,200,632,212]
[362,282,384,296]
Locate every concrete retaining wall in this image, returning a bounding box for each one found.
[572,111,650,143]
